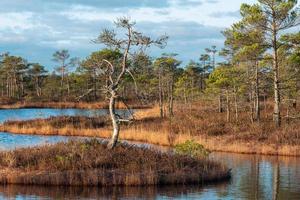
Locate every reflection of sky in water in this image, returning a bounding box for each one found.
[0,108,130,123]
[0,132,74,151]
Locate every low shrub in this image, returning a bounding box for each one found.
[175,140,210,158]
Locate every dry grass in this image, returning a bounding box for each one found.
[1,101,300,156]
[0,140,230,186]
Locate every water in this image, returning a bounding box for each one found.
[0,109,299,199]
[0,108,131,123]
[0,108,131,150]
[0,132,73,150]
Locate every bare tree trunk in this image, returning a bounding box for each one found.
[1,79,3,97]
[168,76,174,117]
[159,69,164,118]
[249,89,255,123]
[272,25,281,127]
[61,65,65,101]
[226,90,230,122]
[273,58,281,127]
[66,76,70,98]
[6,77,9,98]
[286,102,290,124]
[219,93,223,113]
[183,86,187,105]
[108,90,120,149]
[255,62,260,122]
[234,87,238,122]
[36,77,40,97]
[93,70,97,101]
[20,74,24,99]
[200,73,203,91]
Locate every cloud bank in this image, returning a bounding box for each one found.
[0,0,255,69]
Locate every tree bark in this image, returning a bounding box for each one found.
[273,46,281,127]
[158,68,164,118]
[272,15,281,127]
[255,61,260,122]
[219,93,223,113]
[168,75,174,117]
[108,90,120,149]
[234,87,238,122]
[226,89,230,122]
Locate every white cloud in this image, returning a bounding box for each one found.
[0,12,35,31]
[60,0,256,28]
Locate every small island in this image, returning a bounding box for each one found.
[0,139,230,186]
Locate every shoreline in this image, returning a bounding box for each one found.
[0,101,150,110]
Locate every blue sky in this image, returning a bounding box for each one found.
[0,0,257,70]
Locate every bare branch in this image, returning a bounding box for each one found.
[76,88,94,101]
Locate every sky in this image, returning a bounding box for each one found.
[0,0,258,70]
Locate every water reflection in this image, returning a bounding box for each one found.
[0,132,78,150]
[0,108,131,123]
[210,153,300,200]
[0,184,229,200]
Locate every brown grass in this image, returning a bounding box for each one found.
[0,140,230,186]
[1,101,300,156]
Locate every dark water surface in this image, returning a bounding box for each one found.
[0,109,299,199]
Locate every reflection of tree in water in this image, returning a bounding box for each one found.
[210,152,300,200]
[272,161,280,200]
[276,157,300,200]
[0,185,228,199]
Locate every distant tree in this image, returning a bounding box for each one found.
[175,61,202,105]
[222,5,268,122]
[205,45,218,70]
[280,31,300,118]
[52,50,79,100]
[81,49,122,101]
[130,52,155,103]
[0,54,28,99]
[199,54,211,90]
[207,65,245,122]
[28,63,48,97]
[241,0,300,127]
[154,55,181,118]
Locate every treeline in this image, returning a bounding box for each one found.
[0,0,299,129]
[0,49,213,108]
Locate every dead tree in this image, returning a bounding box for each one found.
[94,17,168,149]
